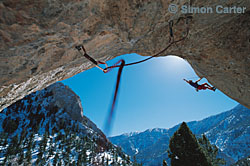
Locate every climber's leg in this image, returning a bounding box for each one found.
[197,85,208,90]
[202,83,212,88]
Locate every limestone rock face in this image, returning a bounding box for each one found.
[48,82,84,123]
[0,0,249,110]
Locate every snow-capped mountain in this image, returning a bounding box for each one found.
[109,128,169,162]
[231,155,250,166]
[0,82,131,165]
[110,104,250,166]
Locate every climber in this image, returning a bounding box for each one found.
[183,78,216,92]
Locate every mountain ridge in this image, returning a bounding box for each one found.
[110,104,250,166]
[0,82,132,165]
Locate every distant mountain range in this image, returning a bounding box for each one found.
[231,155,250,166]
[110,104,250,166]
[1,82,249,165]
[0,82,131,165]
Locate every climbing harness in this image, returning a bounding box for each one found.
[75,16,191,135]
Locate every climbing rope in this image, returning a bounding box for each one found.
[103,19,190,72]
[75,45,108,72]
[75,16,191,135]
[104,60,125,135]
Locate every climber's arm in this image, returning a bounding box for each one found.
[195,78,202,83]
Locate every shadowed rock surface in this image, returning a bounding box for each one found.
[0,0,250,111]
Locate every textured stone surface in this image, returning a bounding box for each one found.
[0,0,249,110]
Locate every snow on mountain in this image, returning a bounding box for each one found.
[109,104,250,166]
[231,155,250,166]
[0,82,132,165]
[110,127,169,160]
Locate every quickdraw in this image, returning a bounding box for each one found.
[75,45,108,73]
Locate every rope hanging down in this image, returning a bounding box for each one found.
[104,60,125,135]
[75,16,191,135]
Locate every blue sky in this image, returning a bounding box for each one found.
[62,53,238,136]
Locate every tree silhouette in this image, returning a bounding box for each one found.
[168,122,211,166]
[198,134,225,166]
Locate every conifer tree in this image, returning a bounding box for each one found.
[0,132,8,164]
[58,159,62,166]
[25,132,34,164]
[48,137,54,158]
[163,159,168,166]
[5,134,19,164]
[77,153,82,166]
[133,155,138,166]
[37,132,48,165]
[114,151,118,163]
[126,155,131,164]
[168,122,211,166]
[53,153,59,166]
[102,155,105,165]
[106,156,110,166]
[0,132,8,146]
[81,147,87,165]
[18,150,24,165]
[198,134,225,166]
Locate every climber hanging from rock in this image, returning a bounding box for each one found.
[183,78,216,92]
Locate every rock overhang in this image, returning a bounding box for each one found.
[0,0,249,111]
